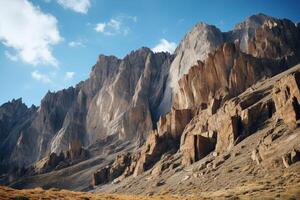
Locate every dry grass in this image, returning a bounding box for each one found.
[0,186,198,200]
[1,183,300,200]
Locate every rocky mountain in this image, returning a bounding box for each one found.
[159,13,300,115]
[0,48,173,176]
[1,13,300,198]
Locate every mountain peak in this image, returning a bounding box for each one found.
[234,13,276,30]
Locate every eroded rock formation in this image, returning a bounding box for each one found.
[273,71,300,128]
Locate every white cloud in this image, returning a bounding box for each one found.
[108,19,121,30]
[68,41,85,47]
[95,23,106,33]
[95,16,137,36]
[64,71,75,80]
[31,70,52,84]
[57,0,91,14]
[4,51,18,62]
[152,39,176,53]
[0,0,62,67]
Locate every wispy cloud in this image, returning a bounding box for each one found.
[57,0,91,14]
[4,51,18,62]
[64,71,75,80]
[0,0,62,67]
[68,41,85,48]
[152,39,176,53]
[31,70,53,84]
[95,23,106,32]
[95,15,137,36]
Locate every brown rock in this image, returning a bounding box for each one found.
[273,71,300,128]
[109,153,131,179]
[93,153,131,186]
[251,149,262,165]
[93,166,110,185]
[181,133,215,166]
[248,18,300,59]
[132,108,192,176]
[215,115,239,152]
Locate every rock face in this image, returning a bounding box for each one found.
[93,108,192,185]
[132,108,192,176]
[0,99,37,172]
[180,66,300,167]
[91,65,300,197]
[173,42,283,110]
[159,13,300,115]
[85,48,173,142]
[0,48,173,174]
[158,23,224,116]
[93,153,131,185]
[273,71,300,128]
[174,14,300,110]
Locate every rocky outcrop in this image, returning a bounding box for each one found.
[132,108,192,176]
[93,153,131,185]
[32,140,89,174]
[93,108,193,184]
[180,65,300,166]
[272,71,300,128]
[173,42,284,110]
[247,17,300,59]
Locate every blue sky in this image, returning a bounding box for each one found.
[0,0,299,106]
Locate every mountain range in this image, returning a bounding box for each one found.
[1,13,300,199]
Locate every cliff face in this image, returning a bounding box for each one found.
[0,99,37,171]
[85,48,173,143]
[0,48,173,172]
[158,23,224,116]
[159,13,300,115]
[173,43,283,110]
[173,14,300,110]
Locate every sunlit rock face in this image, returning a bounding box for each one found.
[85,48,173,143]
[159,13,300,115]
[0,47,173,171]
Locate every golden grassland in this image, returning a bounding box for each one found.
[1,182,300,200]
[0,186,197,200]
